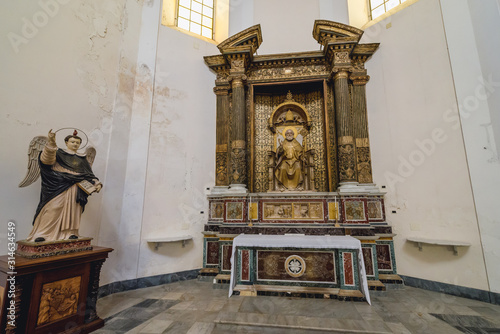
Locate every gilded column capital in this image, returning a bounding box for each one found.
[350,74,370,86]
[333,70,350,80]
[213,85,230,95]
[229,74,247,87]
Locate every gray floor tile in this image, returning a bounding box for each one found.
[95,279,500,334]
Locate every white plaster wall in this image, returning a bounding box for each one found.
[137,27,218,277]
[361,0,489,290]
[440,0,500,293]
[0,0,128,253]
[95,0,161,285]
[229,0,349,55]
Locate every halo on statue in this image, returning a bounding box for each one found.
[55,128,89,149]
[282,126,298,139]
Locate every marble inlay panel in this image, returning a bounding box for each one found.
[222,245,233,271]
[206,241,219,265]
[210,202,224,220]
[262,201,324,221]
[257,250,335,283]
[367,200,383,220]
[344,200,365,221]
[362,247,375,277]
[376,244,392,271]
[226,202,243,220]
[343,252,354,286]
[241,250,250,281]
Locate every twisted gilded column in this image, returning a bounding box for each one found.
[214,84,230,187]
[334,70,357,184]
[229,74,247,189]
[351,73,373,184]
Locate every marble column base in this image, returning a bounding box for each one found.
[337,182,384,195]
[228,184,248,194]
[211,186,230,194]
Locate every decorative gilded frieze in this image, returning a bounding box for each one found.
[338,136,357,182]
[230,141,247,184]
[247,64,329,82]
[356,146,372,184]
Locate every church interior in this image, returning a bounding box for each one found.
[1,0,500,333]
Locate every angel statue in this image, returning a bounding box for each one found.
[19,129,102,243]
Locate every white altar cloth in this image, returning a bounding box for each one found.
[229,234,371,304]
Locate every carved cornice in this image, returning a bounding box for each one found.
[312,20,364,45]
[204,21,379,84]
[352,43,380,59]
[217,24,263,54]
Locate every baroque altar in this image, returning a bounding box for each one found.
[202,21,401,300]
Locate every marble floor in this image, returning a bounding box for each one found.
[93,279,500,334]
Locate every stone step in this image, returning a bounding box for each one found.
[379,274,404,284]
[214,274,231,284]
[214,312,392,333]
[234,284,366,301]
[368,280,386,291]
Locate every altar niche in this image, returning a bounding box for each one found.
[202,20,401,299]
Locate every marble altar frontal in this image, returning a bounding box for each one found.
[200,20,401,300]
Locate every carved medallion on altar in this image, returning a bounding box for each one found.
[201,20,402,297]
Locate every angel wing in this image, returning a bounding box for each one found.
[85,146,96,167]
[19,136,48,188]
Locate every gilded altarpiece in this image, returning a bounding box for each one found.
[202,21,401,299]
[252,90,328,192]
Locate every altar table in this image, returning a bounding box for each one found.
[229,234,371,304]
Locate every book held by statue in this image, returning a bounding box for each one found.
[77,180,97,195]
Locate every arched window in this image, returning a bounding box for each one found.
[370,0,408,20]
[177,0,214,39]
[162,0,228,42]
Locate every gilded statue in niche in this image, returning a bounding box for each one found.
[274,128,305,190]
[267,94,317,192]
[254,91,327,193]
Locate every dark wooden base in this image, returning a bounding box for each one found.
[0,246,113,334]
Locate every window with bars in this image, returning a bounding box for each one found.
[177,0,214,39]
[370,0,408,19]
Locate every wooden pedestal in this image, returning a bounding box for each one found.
[0,246,113,334]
